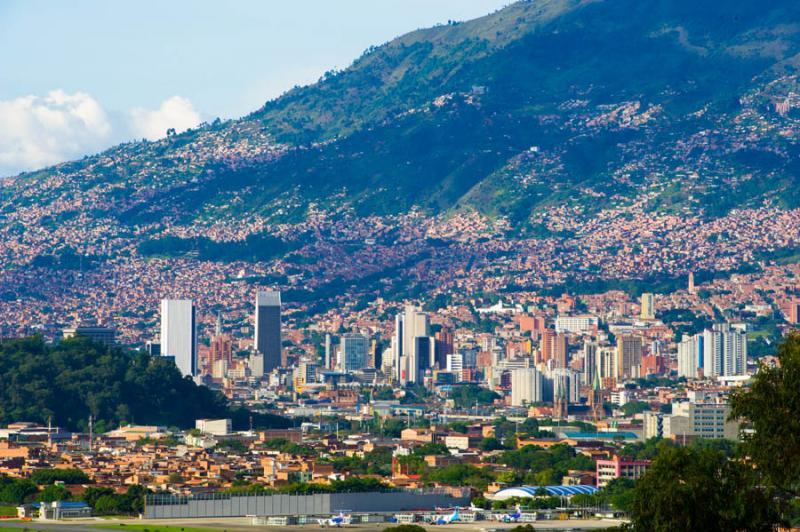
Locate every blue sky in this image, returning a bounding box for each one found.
[0,0,510,176]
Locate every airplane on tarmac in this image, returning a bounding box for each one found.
[434,508,460,525]
[492,504,522,523]
[317,512,352,527]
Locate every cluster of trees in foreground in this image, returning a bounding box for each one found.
[0,336,289,431]
[616,333,800,530]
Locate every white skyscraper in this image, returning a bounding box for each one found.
[677,334,701,378]
[703,324,747,377]
[160,299,197,377]
[511,367,544,406]
[394,305,432,384]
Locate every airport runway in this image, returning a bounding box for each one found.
[0,517,625,532]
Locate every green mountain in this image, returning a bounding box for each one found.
[7,0,800,228]
[3,0,800,312]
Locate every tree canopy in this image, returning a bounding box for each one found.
[629,446,779,531]
[0,336,290,431]
[730,333,800,497]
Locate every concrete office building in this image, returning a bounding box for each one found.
[62,325,116,347]
[555,315,599,334]
[160,299,197,377]
[596,456,651,488]
[195,419,232,436]
[511,367,544,406]
[446,353,464,374]
[255,291,282,374]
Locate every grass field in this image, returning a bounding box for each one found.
[0,506,18,516]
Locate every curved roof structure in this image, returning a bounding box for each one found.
[493,485,598,500]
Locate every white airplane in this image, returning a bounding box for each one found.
[435,508,460,525]
[317,512,351,527]
[492,504,522,523]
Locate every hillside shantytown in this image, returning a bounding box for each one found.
[4,0,800,530]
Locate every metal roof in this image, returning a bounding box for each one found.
[562,431,639,440]
[493,485,598,500]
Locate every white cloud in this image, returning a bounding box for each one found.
[0,90,112,176]
[128,95,201,141]
[0,91,202,177]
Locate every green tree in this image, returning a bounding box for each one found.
[603,478,635,512]
[479,437,506,451]
[35,484,71,502]
[730,333,800,497]
[93,494,122,515]
[383,525,427,532]
[81,487,115,508]
[620,401,650,416]
[0,476,37,504]
[629,446,780,531]
[30,468,90,485]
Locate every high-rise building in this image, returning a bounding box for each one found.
[677,334,701,378]
[599,346,617,382]
[160,299,197,377]
[785,299,800,324]
[412,336,434,383]
[616,334,642,380]
[394,305,431,384]
[254,291,282,374]
[703,323,746,377]
[208,334,233,379]
[553,333,569,368]
[434,328,454,369]
[511,367,544,406]
[369,339,379,369]
[688,272,696,294]
[341,333,369,372]
[550,367,580,404]
[582,340,598,386]
[640,293,655,321]
[540,329,556,364]
[324,333,332,369]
